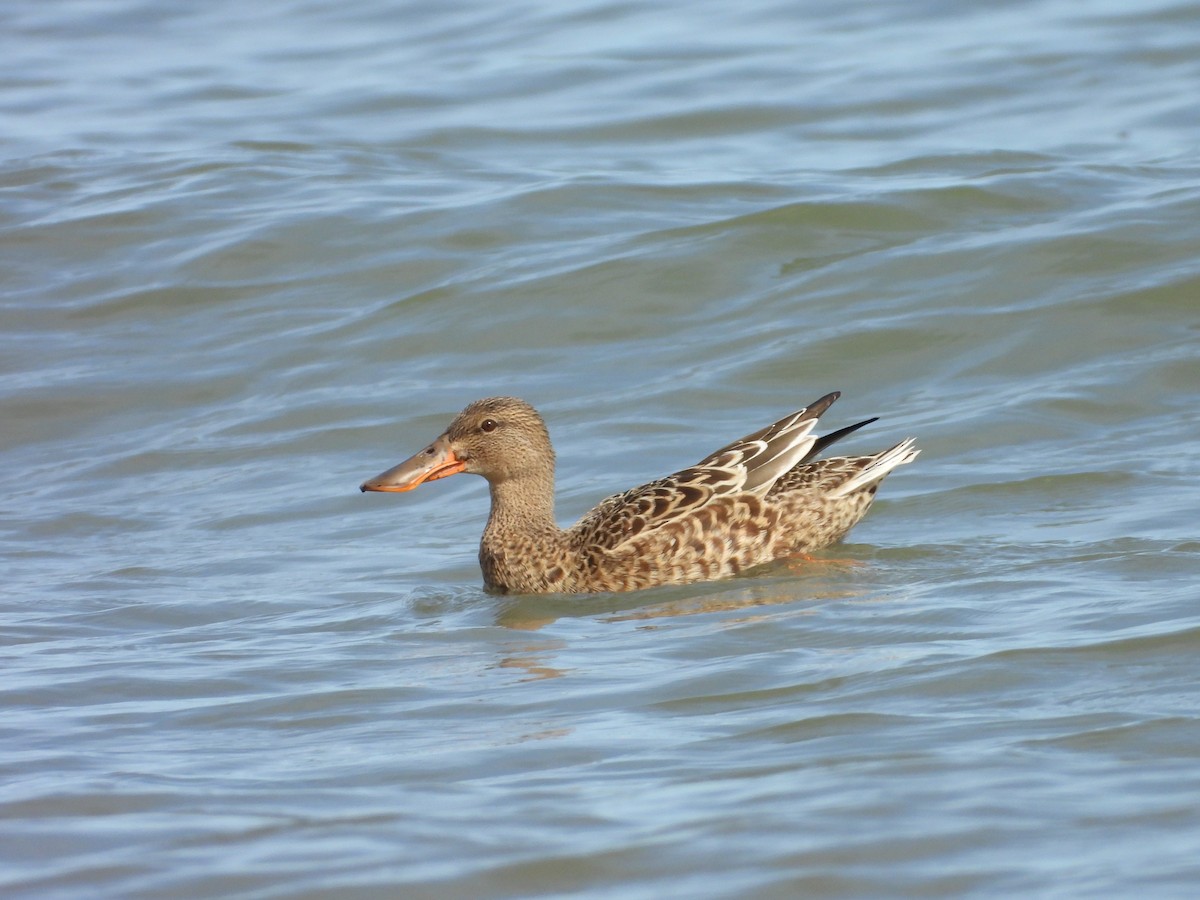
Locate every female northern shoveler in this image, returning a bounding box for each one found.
[361,392,918,594]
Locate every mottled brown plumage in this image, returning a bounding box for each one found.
[361,393,918,594]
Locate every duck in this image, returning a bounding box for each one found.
[360,392,918,594]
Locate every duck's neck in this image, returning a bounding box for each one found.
[485,472,558,534]
[479,471,565,593]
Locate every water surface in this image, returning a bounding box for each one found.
[3,0,1200,896]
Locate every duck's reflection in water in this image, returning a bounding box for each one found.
[494,557,871,632]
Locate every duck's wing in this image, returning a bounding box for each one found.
[572,393,841,552]
[692,391,840,494]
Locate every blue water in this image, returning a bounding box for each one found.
[3,0,1200,896]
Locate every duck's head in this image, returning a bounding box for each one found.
[360,396,554,493]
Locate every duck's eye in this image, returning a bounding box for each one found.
[480,419,498,433]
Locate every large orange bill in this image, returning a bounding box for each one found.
[360,436,466,493]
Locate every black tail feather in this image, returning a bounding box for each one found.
[802,417,878,463]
